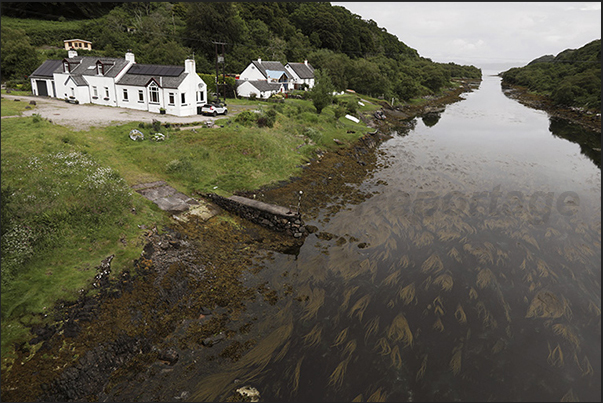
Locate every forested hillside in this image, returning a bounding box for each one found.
[1,2,481,101]
[500,39,601,111]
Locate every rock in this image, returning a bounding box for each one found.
[202,332,225,347]
[129,129,144,141]
[333,138,344,145]
[236,386,260,402]
[29,100,36,105]
[158,347,179,365]
[305,225,318,233]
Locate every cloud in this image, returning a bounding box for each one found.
[331,2,601,66]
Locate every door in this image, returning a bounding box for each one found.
[36,80,48,96]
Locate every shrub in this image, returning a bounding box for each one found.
[234,110,259,126]
[345,100,358,115]
[334,105,346,121]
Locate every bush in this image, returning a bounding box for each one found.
[334,105,346,121]
[234,110,258,126]
[345,100,358,115]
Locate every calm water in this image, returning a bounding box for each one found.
[130,74,601,402]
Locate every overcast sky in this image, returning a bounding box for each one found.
[331,2,601,71]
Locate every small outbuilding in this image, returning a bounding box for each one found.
[236,80,284,99]
[64,39,92,51]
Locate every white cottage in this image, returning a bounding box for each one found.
[285,60,315,90]
[29,50,207,117]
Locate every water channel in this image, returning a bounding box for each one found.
[110,73,601,402]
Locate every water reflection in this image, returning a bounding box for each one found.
[187,74,600,402]
[421,112,441,127]
[548,117,601,168]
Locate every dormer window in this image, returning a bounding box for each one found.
[63,61,70,73]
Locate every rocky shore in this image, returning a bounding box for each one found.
[501,82,601,134]
[0,78,480,402]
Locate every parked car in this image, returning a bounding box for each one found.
[201,103,228,116]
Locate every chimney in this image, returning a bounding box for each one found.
[304,59,308,66]
[185,58,196,74]
[258,58,261,64]
[68,48,78,58]
[125,50,135,64]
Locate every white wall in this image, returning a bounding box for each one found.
[239,63,266,81]
[85,75,118,107]
[30,78,55,97]
[115,84,148,112]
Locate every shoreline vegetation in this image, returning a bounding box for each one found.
[1,78,480,401]
[500,82,601,134]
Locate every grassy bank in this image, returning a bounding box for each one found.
[0,95,379,358]
[1,96,36,116]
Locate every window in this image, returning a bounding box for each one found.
[169,93,175,105]
[123,89,128,101]
[97,63,103,76]
[196,91,204,103]
[104,87,110,99]
[63,62,70,73]
[138,90,144,102]
[149,85,159,104]
[181,93,186,105]
[70,88,75,98]
[92,86,98,97]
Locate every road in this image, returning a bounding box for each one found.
[2,94,251,131]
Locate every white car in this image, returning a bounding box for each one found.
[201,103,228,116]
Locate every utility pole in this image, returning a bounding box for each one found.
[221,43,226,102]
[212,41,227,103]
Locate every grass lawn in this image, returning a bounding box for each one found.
[0,95,379,358]
[1,97,36,116]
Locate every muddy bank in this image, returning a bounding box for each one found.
[501,82,601,134]
[0,79,480,402]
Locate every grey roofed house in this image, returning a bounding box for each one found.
[250,60,293,80]
[29,59,63,78]
[286,62,314,79]
[117,64,188,89]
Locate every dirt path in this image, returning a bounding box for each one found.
[1,94,252,131]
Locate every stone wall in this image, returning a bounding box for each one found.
[202,193,308,238]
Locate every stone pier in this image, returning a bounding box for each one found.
[203,193,308,238]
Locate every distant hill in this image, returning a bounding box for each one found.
[1,2,481,102]
[501,39,601,110]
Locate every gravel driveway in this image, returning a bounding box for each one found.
[2,94,245,131]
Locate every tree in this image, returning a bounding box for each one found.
[1,26,39,81]
[310,69,335,114]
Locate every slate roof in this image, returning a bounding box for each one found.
[251,61,293,80]
[239,80,283,92]
[65,75,88,86]
[57,56,130,79]
[117,71,188,89]
[287,62,315,79]
[29,59,62,78]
